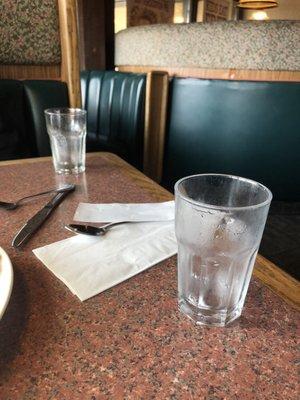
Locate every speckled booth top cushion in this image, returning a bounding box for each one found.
[115,20,300,71]
[0,0,61,65]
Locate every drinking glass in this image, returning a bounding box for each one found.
[45,108,87,174]
[175,174,272,327]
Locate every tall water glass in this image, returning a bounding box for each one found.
[175,174,272,327]
[45,108,87,174]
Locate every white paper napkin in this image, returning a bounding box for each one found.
[74,200,175,222]
[33,221,177,301]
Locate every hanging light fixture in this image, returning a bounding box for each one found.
[252,11,269,19]
[237,0,278,9]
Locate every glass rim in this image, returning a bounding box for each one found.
[44,107,87,116]
[175,173,273,211]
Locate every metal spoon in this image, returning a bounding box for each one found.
[0,185,75,210]
[65,221,143,236]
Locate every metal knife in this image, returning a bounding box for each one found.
[12,184,75,248]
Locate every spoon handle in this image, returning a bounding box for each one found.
[65,221,155,236]
[100,221,133,231]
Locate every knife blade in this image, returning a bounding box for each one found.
[12,184,75,248]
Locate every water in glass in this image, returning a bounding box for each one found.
[45,108,87,174]
[175,174,272,327]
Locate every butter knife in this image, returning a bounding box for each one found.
[12,184,75,248]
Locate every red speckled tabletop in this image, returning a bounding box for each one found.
[0,153,298,400]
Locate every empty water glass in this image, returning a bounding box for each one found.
[45,108,87,174]
[175,174,272,327]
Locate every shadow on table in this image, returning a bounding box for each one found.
[0,267,28,377]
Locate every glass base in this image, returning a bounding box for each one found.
[179,298,242,327]
[55,166,85,175]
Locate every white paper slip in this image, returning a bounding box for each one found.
[33,221,177,301]
[74,200,175,223]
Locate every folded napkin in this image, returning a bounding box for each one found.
[33,202,177,301]
[74,200,175,222]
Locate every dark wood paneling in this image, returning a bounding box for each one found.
[78,0,114,71]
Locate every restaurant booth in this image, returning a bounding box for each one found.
[0,1,299,398]
[2,20,300,189]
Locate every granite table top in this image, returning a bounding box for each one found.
[0,153,298,400]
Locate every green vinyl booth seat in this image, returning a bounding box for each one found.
[162,78,300,202]
[0,80,69,161]
[0,72,146,168]
[80,70,146,169]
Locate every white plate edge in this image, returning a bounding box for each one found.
[0,246,14,320]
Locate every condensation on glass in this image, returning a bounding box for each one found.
[175,173,272,326]
[45,108,87,175]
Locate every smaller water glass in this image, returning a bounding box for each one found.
[45,108,87,174]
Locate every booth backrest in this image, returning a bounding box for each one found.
[0,79,69,161]
[0,0,81,107]
[162,78,300,201]
[0,72,146,165]
[115,21,300,183]
[81,70,146,168]
[116,21,300,82]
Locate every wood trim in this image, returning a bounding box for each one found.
[254,255,300,310]
[0,65,61,80]
[118,65,300,82]
[77,0,86,70]
[58,0,81,107]
[144,71,169,183]
[0,152,299,309]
